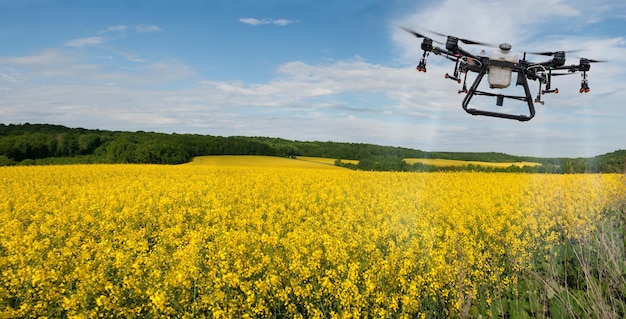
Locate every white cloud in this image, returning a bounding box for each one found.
[61,24,165,62]
[239,18,299,26]
[0,49,455,150]
[0,49,72,66]
[390,0,600,64]
[0,50,196,90]
[272,19,299,26]
[119,52,145,63]
[64,36,106,47]
[100,25,128,34]
[239,18,270,26]
[64,24,161,50]
[136,24,162,33]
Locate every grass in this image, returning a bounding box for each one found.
[404,158,541,168]
[490,193,626,319]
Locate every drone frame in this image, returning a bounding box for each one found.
[461,59,536,121]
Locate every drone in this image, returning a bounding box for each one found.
[401,27,605,121]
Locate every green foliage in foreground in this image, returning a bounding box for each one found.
[501,206,626,319]
[1,123,625,173]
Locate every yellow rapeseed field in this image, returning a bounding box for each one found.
[296,157,360,166]
[0,160,624,318]
[186,155,348,169]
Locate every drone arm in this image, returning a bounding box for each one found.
[551,63,590,73]
[429,46,457,58]
[456,47,479,61]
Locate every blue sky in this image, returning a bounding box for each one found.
[1,0,625,157]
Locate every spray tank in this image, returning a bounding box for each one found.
[488,43,518,89]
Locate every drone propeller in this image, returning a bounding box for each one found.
[398,26,444,44]
[579,58,608,63]
[425,30,494,47]
[527,50,579,56]
[398,26,428,39]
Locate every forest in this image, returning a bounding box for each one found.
[1,123,625,173]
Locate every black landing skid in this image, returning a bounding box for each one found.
[461,60,535,121]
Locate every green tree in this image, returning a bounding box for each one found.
[0,155,16,166]
[357,158,374,171]
[78,134,102,155]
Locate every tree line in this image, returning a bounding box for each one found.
[0,124,275,165]
[1,123,625,173]
[335,157,566,173]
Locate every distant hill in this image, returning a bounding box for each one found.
[0,123,624,173]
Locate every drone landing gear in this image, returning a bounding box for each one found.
[580,71,590,93]
[535,83,558,106]
[445,57,463,84]
[458,71,469,94]
[535,70,558,105]
[416,51,429,72]
[461,61,535,121]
